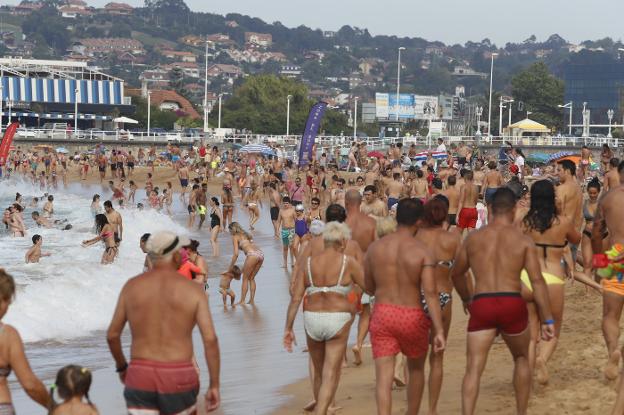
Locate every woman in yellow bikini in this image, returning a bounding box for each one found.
[520,180,600,385]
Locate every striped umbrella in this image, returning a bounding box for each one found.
[239,144,275,156]
[411,151,447,162]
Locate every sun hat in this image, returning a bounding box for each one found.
[146,231,190,257]
[295,204,305,212]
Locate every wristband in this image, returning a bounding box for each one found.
[116,363,128,373]
[543,319,555,325]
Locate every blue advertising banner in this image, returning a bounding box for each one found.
[298,101,327,167]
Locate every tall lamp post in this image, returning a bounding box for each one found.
[353,96,359,139]
[395,46,405,122]
[499,96,514,136]
[608,109,614,138]
[203,40,209,134]
[286,94,292,136]
[218,93,223,129]
[487,52,498,136]
[476,106,483,134]
[147,90,151,135]
[558,102,573,135]
[74,88,79,136]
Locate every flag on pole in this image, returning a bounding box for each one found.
[298,102,327,167]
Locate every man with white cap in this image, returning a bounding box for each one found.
[107,231,221,414]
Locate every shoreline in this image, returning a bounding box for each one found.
[273,283,618,414]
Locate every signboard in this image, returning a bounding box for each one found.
[375,93,415,119]
[414,95,439,120]
[438,95,454,120]
[375,93,389,118]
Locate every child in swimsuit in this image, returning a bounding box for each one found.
[49,365,98,415]
[219,266,242,307]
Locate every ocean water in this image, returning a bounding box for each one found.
[0,178,309,414]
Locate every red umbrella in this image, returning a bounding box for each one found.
[368,151,385,159]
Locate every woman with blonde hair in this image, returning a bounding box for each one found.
[0,269,50,412]
[228,222,264,305]
[284,222,366,415]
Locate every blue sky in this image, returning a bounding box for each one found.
[12,0,624,45]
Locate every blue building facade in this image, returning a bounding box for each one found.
[563,51,624,126]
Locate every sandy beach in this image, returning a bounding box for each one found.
[275,283,617,414]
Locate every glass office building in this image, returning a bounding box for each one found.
[563,51,624,126]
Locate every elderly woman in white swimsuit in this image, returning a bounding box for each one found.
[284,222,366,415]
[228,222,264,305]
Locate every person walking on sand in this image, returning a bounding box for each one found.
[0,269,50,412]
[344,189,377,366]
[284,222,366,415]
[107,231,221,414]
[415,195,462,415]
[451,188,555,415]
[277,197,297,269]
[365,198,446,415]
[227,222,264,305]
[592,160,624,381]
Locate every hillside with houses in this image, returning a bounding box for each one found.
[0,0,621,131]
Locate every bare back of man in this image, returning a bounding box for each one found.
[365,199,445,415]
[451,189,554,415]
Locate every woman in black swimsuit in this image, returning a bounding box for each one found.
[0,269,50,411]
[581,178,603,279]
[415,195,462,413]
[208,197,222,257]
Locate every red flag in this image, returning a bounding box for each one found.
[0,122,19,167]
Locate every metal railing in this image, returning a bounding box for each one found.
[12,127,622,150]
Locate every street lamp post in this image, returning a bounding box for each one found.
[487,52,498,136]
[203,40,209,134]
[396,47,405,122]
[74,88,79,136]
[608,109,614,138]
[147,90,151,135]
[286,94,292,136]
[498,97,504,136]
[218,94,223,129]
[476,106,483,134]
[558,102,573,135]
[353,96,359,139]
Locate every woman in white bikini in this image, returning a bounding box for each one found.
[228,222,264,305]
[284,222,365,415]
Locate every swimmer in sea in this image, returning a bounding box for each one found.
[140,233,152,272]
[25,234,50,263]
[42,195,54,218]
[219,266,242,307]
[31,211,71,230]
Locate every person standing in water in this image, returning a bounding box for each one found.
[208,197,222,257]
[0,269,51,411]
[103,201,123,246]
[107,231,221,414]
[228,222,264,305]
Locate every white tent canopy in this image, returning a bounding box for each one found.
[113,116,139,124]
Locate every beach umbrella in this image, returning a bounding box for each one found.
[412,151,447,162]
[232,143,243,150]
[367,151,385,159]
[526,152,550,164]
[239,144,275,156]
[55,147,69,154]
[548,151,576,162]
[113,116,139,124]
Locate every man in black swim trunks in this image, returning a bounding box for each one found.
[268,182,281,238]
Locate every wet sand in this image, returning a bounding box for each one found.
[274,283,618,414]
[9,182,310,414]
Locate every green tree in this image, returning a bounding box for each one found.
[211,75,347,135]
[511,62,564,130]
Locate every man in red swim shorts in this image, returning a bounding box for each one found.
[451,188,555,415]
[457,170,479,232]
[365,198,446,415]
